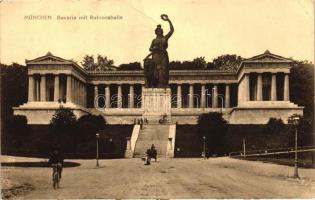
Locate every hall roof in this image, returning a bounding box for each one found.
[26,52,87,74]
[242,50,293,63]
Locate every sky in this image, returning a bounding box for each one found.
[0,0,314,66]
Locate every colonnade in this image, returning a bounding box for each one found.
[27,73,290,109]
[176,84,231,108]
[242,73,289,102]
[28,74,86,106]
[93,83,232,109]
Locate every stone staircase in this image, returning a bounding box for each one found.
[133,124,170,158]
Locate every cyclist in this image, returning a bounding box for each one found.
[48,150,64,179]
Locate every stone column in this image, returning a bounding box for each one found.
[74,79,78,104]
[94,84,98,107]
[80,83,82,105]
[201,84,206,108]
[66,75,72,103]
[79,81,83,106]
[271,73,277,101]
[40,75,46,101]
[28,75,35,102]
[189,84,194,108]
[257,74,263,101]
[105,85,111,108]
[177,84,182,108]
[141,84,145,108]
[129,84,134,108]
[212,85,218,108]
[76,80,80,105]
[35,79,40,101]
[284,74,289,101]
[239,74,250,103]
[71,78,74,103]
[83,84,86,107]
[78,81,81,105]
[245,74,250,101]
[117,84,122,108]
[225,84,230,108]
[54,75,59,102]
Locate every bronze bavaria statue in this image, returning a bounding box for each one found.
[144,14,174,88]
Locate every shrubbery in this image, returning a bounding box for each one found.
[264,118,285,135]
[197,112,228,156]
[3,115,31,150]
[75,114,106,154]
[48,107,77,153]
[47,108,107,155]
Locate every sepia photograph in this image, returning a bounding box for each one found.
[0,0,314,199]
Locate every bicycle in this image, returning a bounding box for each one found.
[52,163,61,189]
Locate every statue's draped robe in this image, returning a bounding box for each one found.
[149,37,170,88]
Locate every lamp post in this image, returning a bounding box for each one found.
[203,136,206,159]
[243,138,246,158]
[96,133,100,167]
[292,116,300,179]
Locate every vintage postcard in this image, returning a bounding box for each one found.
[1,0,314,199]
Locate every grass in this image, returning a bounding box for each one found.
[239,152,315,169]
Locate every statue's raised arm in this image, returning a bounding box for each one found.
[161,14,174,40]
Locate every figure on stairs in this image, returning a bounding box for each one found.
[150,144,157,162]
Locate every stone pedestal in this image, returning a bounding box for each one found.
[124,137,133,158]
[142,88,171,123]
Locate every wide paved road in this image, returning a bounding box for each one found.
[2,156,315,198]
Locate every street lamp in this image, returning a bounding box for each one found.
[96,133,100,167]
[203,136,206,159]
[292,116,300,179]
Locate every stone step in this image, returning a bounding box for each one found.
[133,124,170,158]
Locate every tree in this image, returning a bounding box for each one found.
[170,57,206,70]
[289,60,314,148]
[118,62,142,70]
[290,60,314,118]
[288,114,313,147]
[0,63,28,120]
[0,63,28,152]
[197,112,228,156]
[96,55,115,70]
[4,115,31,150]
[264,118,285,135]
[76,114,106,140]
[211,54,243,71]
[75,114,106,155]
[81,55,116,71]
[49,108,77,152]
[81,55,95,70]
[169,55,243,71]
[192,57,207,69]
